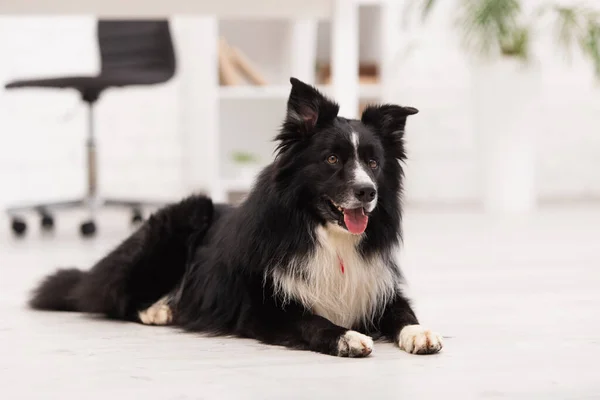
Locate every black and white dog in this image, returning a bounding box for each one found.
[29,78,442,357]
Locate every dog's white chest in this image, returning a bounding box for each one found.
[271,225,398,329]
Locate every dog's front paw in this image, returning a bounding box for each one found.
[337,330,373,357]
[398,325,443,355]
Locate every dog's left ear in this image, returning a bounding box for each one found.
[360,104,419,137]
[284,77,339,135]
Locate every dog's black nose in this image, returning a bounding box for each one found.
[354,185,377,202]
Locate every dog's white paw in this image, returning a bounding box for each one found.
[337,330,374,357]
[398,325,443,355]
[138,297,173,326]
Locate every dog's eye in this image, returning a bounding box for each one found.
[369,159,379,169]
[326,155,338,165]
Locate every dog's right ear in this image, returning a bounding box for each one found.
[361,104,419,161]
[360,104,419,138]
[284,77,339,135]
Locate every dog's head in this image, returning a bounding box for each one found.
[273,77,418,235]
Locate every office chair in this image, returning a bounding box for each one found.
[5,19,176,238]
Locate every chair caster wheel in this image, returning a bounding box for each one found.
[80,220,97,237]
[40,212,55,231]
[131,208,144,224]
[11,217,27,237]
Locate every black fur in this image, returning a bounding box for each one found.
[31,195,216,320]
[29,268,85,311]
[29,77,437,358]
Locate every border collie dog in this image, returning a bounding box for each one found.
[29,78,442,357]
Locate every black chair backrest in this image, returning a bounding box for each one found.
[97,20,176,77]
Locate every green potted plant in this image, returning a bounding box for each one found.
[231,150,261,181]
[418,0,600,74]
[412,0,600,213]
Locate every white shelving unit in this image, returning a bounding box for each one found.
[212,1,400,201]
[166,0,406,203]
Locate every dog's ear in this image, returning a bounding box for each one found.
[284,77,339,134]
[360,104,418,137]
[275,78,340,156]
[361,104,418,161]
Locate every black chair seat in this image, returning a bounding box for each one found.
[5,20,175,103]
[5,71,173,92]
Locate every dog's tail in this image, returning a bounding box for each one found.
[29,268,86,311]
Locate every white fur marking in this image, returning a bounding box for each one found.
[351,132,359,149]
[398,325,443,354]
[352,161,375,186]
[138,296,173,326]
[350,132,376,188]
[270,224,398,329]
[337,330,374,357]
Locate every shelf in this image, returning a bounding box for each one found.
[219,83,381,101]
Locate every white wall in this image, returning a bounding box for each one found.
[0,10,599,211]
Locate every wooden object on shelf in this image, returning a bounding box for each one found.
[317,63,379,85]
[229,45,268,86]
[359,102,376,116]
[218,37,268,86]
[358,102,366,115]
[218,38,242,86]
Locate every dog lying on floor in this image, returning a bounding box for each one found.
[29,77,443,357]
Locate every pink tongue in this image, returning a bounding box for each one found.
[343,208,368,234]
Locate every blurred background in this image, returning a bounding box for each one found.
[0,0,599,227]
[1,1,599,397]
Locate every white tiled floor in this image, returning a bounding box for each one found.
[1,205,599,399]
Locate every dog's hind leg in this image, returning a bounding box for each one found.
[30,195,214,324]
[77,195,214,322]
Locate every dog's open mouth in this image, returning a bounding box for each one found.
[327,199,369,235]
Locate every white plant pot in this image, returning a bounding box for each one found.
[471,57,541,214]
[237,165,261,182]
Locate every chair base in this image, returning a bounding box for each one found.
[6,196,167,238]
